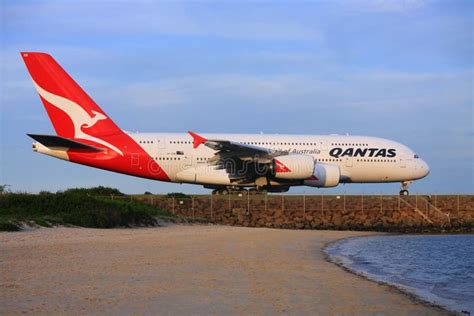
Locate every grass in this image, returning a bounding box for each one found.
[0,187,176,231]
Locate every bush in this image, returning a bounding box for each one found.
[63,186,126,196]
[166,192,190,198]
[0,188,174,230]
[0,221,20,232]
[0,184,10,194]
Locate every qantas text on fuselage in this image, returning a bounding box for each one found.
[21,52,430,195]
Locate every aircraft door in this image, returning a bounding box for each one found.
[184,154,193,167]
[400,158,406,168]
[318,140,327,151]
[345,156,353,167]
[156,137,166,149]
[400,157,412,168]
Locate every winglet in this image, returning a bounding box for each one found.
[188,131,207,149]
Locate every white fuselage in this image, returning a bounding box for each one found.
[128,132,430,188]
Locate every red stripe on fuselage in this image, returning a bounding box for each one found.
[67,134,170,182]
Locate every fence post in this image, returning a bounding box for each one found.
[426,198,429,217]
[265,193,267,212]
[380,194,383,213]
[247,191,250,213]
[343,194,346,213]
[303,194,306,215]
[321,195,324,217]
[210,194,213,220]
[192,196,195,219]
[281,195,284,216]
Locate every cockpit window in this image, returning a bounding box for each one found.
[414,154,419,159]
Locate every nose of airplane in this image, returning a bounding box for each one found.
[418,159,430,178]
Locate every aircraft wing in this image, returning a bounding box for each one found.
[188,131,283,161]
[188,131,285,181]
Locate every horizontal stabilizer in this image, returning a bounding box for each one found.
[27,134,105,151]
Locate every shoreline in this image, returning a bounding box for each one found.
[323,235,466,315]
[1,226,452,315]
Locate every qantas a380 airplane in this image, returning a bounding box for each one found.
[21,52,429,195]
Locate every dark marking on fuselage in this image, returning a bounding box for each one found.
[329,147,396,158]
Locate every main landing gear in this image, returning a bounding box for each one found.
[212,188,248,195]
[211,188,261,195]
[399,181,412,196]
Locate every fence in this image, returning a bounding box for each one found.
[111,194,474,232]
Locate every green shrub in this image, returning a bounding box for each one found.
[166,192,190,198]
[0,220,20,232]
[0,188,174,229]
[0,184,10,194]
[63,186,125,196]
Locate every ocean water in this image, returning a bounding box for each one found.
[325,234,474,314]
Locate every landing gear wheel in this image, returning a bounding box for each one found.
[212,189,229,195]
[235,188,248,195]
[248,188,258,195]
[399,181,412,196]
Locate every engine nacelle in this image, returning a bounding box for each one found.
[304,163,340,188]
[272,155,314,180]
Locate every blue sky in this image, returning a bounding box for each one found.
[1,0,472,194]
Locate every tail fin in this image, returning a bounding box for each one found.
[20,52,122,139]
[21,52,170,181]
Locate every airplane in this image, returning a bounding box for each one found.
[21,52,430,195]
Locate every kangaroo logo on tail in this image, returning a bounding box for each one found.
[33,81,124,156]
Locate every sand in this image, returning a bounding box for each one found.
[0,225,448,315]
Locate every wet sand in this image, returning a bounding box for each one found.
[0,226,448,315]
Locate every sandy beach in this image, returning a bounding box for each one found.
[0,225,448,315]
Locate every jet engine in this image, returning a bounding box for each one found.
[271,155,314,180]
[304,163,340,187]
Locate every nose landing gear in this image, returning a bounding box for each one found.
[400,181,412,195]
